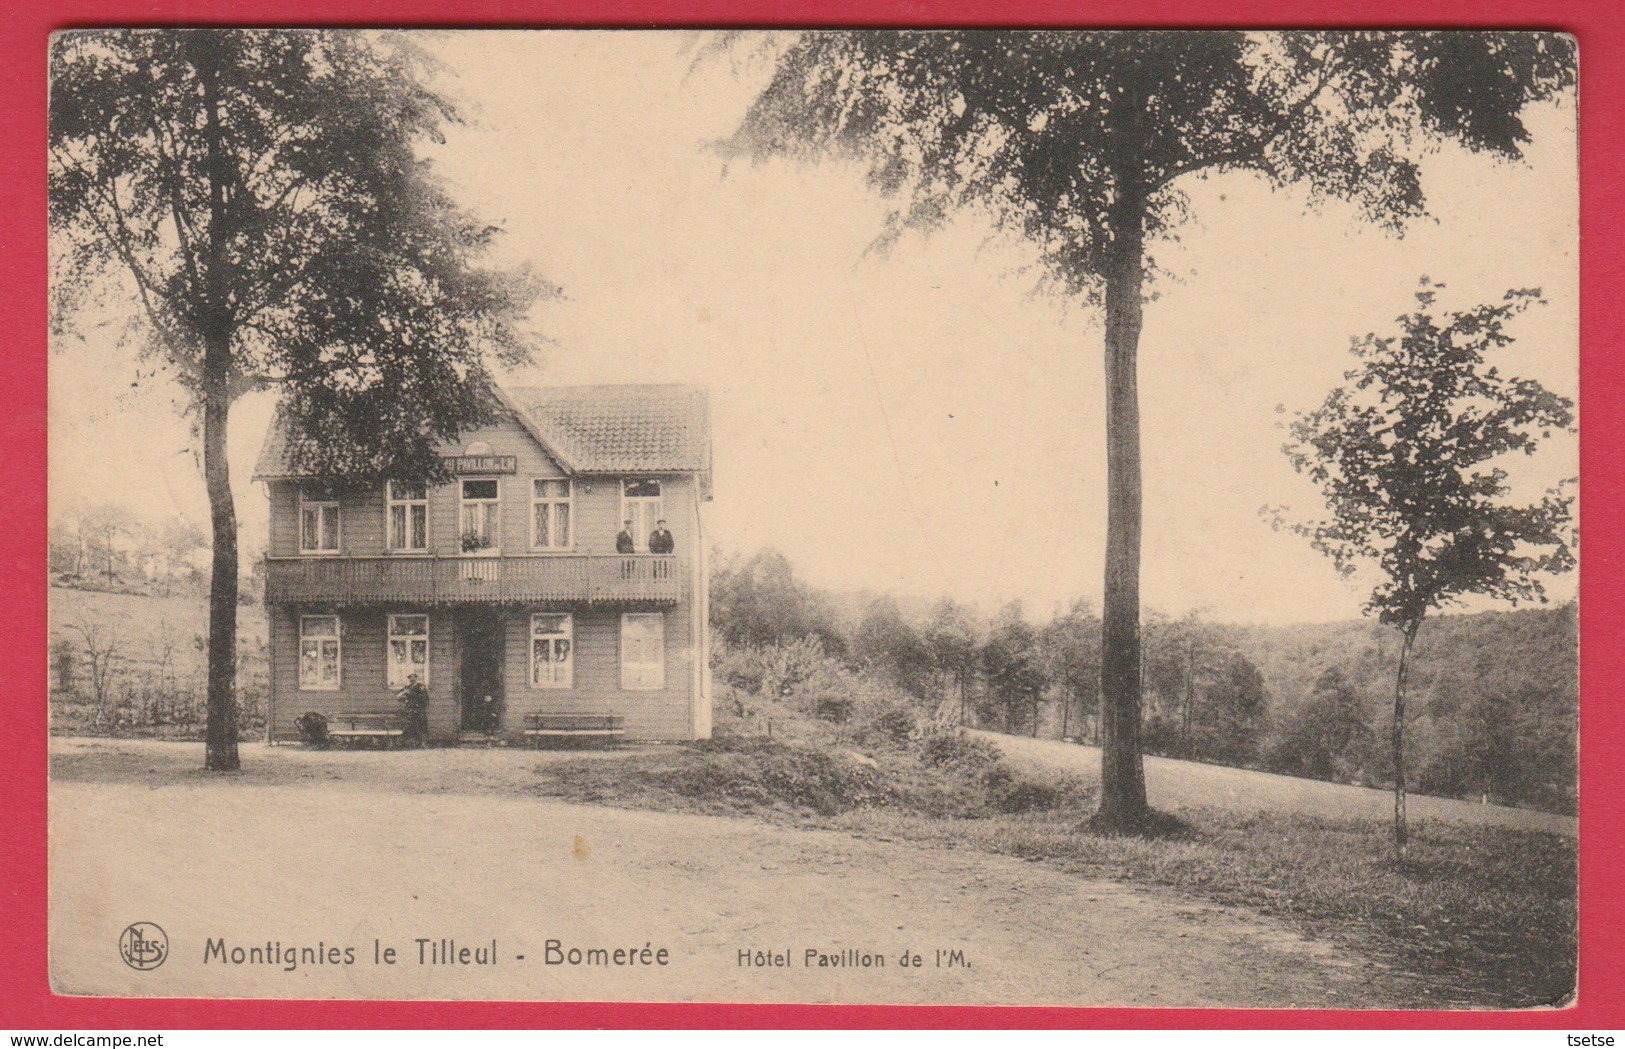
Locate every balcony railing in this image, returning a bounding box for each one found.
[264,555,686,605]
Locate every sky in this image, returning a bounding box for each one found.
[48,30,1580,626]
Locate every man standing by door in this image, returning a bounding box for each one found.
[397,673,430,748]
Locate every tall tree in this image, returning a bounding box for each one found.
[982,601,1048,735]
[853,595,934,697]
[1280,282,1574,854]
[923,596,982,722]
[50,30,545,770]
[1193,650,1268,765]
[1270,666,1374,783]
[710,547,843,653]
[723,30,1575,830]
[1040,598,1101,741]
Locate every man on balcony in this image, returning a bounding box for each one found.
[649,519,674,554]
[616,520,636,554]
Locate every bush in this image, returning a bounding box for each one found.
[713,638,830,697]
[295,711,330,747]
[852,697,919,748]
[657,738,887,816]
[918,730,1003,773]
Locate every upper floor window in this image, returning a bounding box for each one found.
[387,614,429,688]
[621,479,663,553]
[299,615,341,690]
[530,613,573,689]
[531,479,573,550]
[460,478,499,554]
[387,482,428,553]
[300,489,340,555]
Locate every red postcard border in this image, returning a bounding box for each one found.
[3,0,1619,1030]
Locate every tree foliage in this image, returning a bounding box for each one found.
[853,596,934,697]
[1283,282,1575,628]
[731,32,1566,293]
[709,547,844,653]
[1270,666,1375,783]
[50,30,548,483]
[981,601,1049,734]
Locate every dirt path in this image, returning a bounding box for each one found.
[979,732,1577,836]
[51,741,1414,1007]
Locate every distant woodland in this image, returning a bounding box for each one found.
[709,549,1579,815]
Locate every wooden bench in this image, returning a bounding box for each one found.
[326,712,407,747]
[523,712,625,745]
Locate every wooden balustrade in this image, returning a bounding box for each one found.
[265,554,686,605]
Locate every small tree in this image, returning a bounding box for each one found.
[1280,281,1574,855]
[1040,599,1101,741]
[853,596,934,698]
[70,616,123,711]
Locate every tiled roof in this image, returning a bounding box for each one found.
[252,383,712,487]
[507,384,711,476]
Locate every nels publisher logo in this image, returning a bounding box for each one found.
[119,922,168,971]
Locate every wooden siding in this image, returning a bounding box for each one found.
[264,409,708,742]
[267,417,700,562]
[267,606,461,741]
[268,603,698,742]
[264,554,686,605]
[499,604,697,741]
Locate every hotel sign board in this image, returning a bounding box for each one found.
[445,454,518,474]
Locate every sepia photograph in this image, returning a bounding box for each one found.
[46,28,1578,1009]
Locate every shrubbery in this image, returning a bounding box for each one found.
[709,639,1089,819]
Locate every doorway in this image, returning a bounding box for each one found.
[458,608,505,732]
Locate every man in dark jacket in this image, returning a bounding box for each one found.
[397,673,430,748]
[648,519,675,554]
[615,519,636,554]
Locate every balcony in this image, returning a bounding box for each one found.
[264,554,686,606]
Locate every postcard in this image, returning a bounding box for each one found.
[47,28,1579,1008]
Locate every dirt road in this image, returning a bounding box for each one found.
[50,739,1416,1007]
[980,732,1577,836]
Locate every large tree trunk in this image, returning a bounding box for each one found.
[202,366,240,772]
[1391,619,1420,859]
[194,35,241,772]
[1095,174,1150,830]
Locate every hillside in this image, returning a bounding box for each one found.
[1231,604,1578,813]
[48,586,269,738]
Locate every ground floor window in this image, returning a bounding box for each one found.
[621,612,665,690]
[299,615,341,690]
[531,613,573,688]
[387,614,429,687]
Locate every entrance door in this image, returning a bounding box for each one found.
[459,609,505,732]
